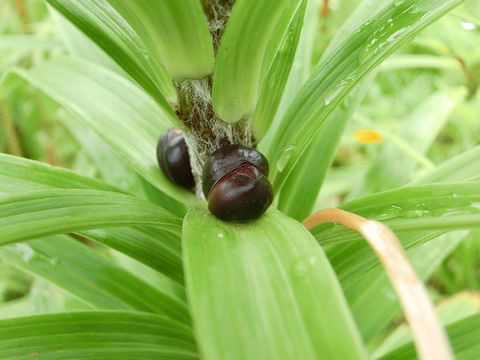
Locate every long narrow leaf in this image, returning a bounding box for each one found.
[0,311,197,359]
[351,87,465,197]
[277,77,373,220]
[0,189,182,245]
[313,182,480,251]
[183,205,367,360]
[61,115,186,216]
[347,231,465,343]
[48,7,123,74]
[0,236,189,323]
[81,227,183,284]
[4,57,192,205]
[413,145,480,184]
[46,0,177,109]
[252,0,306,139]
[116,0,214,80]
[378,314,480,360]
[0,154,184,282]
[0,153,119,194]
[268,0,464,191]
[374,292,480,357]
[212,0,301,123]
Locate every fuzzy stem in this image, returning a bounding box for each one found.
[303,208,453,360]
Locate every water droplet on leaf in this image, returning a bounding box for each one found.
[275,144,296,172]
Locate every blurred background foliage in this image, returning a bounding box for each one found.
[0,0,479,333]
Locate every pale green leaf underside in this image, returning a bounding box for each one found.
[378,314,480,360]
[213,0,300,123]
[0,189,181,245]
[81,227,183,284]
[375,292,480,357]
[183,205,367,360]
[0,236,189,323]
[117,0,213,80]
[61,115,187,216]
[268,0,464,190]
[413,145,480,184]
[0,35,62,51]
[0,154,184,283]
[0,153,120,194]
[347,231,466,343]
[46,0,177,108]
[0,311,197,359]
[4,57,193,205]
[48,6,124,74]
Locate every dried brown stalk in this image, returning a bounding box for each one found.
[303,208,453,360]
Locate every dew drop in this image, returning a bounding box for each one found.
[470,202,480,210]
[414,209,430,217]
[14,244,35,262]
[324,82,348,106]
[292,254,320,278]
[275,144,296,172]
[292,260,307,278]
[377,205,403,220]
[460,21,476,31]
[211,225,227,240]
[49,258,60,267]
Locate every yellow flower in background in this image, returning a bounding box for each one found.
[355,129,383,144]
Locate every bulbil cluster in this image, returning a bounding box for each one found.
[157,130,273,221]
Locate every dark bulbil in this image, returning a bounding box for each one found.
[202,144,273,221]
[157,129,195,191]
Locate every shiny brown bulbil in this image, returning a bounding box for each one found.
[156,129,195,191]
[202,144,273,221]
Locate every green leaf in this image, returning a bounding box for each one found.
[0,154,184,283]
[320,0,391,62]
[312,182,480,250]
[0,236,189,323]
[81,227,183,284]
[378,314,480,360]
[258,0,321,149]
[0,311,197,359]
[0,189,182,245]
[268,0,464,190]
[48,6,123,74]
[183,204,367,360]
[413,145,480,184]
[46,0,177,109]
[61,115,186,216]
[0,153,119,194]
[252,0,307,139]
[379,54,461,71]
[374,292,480,357]
[276,77,373,220]
[5,57,193,205]
[0,35,61,51]
[346,231,465,343]
[212,0,302,123]
[117,0,214,80]
[351,87,466,197]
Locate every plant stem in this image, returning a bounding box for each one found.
[303,208,453,360]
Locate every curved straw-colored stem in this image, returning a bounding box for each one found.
[303,208,453,360]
